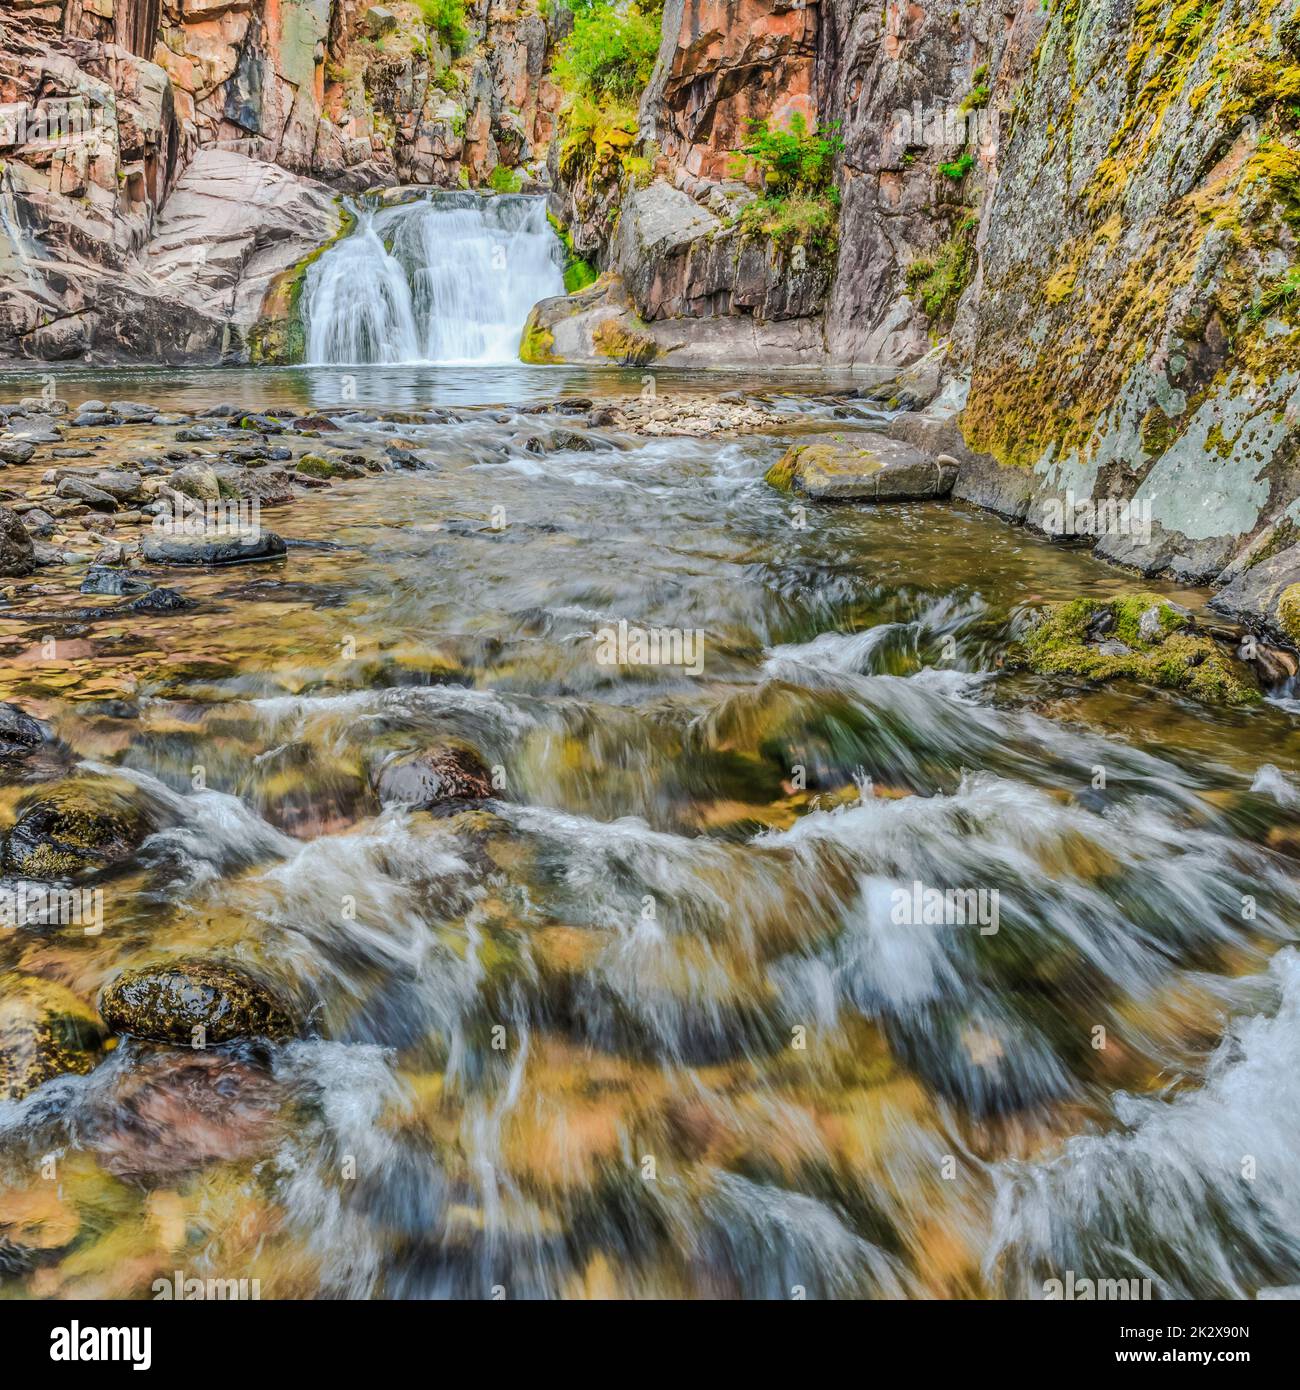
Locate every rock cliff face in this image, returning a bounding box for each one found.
[0,0,563,361]
[5,0,1300,641]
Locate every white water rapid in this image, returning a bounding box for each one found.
[301,192,565,366]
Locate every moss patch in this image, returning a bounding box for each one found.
[519,311,559,364]
[1277,581,1300,640]
[1013,593,1261,705]
[591,315,658,365]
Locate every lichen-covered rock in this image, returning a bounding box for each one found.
[0,507,37,577]
[767,436,958,501]
[0,974,107,1102]
[295,453,366,480]
[2,776,157,880]
[98,961,296,1045]
[374,743,494,811]
[1014,594,1261,707]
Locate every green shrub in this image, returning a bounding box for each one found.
[557,93,638,178]
[905,218,976,323]
[738,113,843,193]
[940,151,975,180]
[417,0,470,52]
[553,3,662,101]
[488,164,523,193]
[1249,266,1300,321]
[739,188,840,252]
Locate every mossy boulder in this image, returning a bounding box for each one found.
[1277,582,1300,643]
[295,453,365,480]
[98,960,296,1045]
[766,437,958,501]
[0,973,106,1101]
[373,742,494,812]
[2,776,158,880]
[1015,593,1261,706]
[519,310,560,364]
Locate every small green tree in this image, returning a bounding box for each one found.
[553,4,662,101]
[738,114,843,192]
[417,0,469,53]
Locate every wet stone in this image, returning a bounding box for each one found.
[98,960,297,1045]
[0,973,106,1101]
[141,531,287,566]
[80,566,150,596]
[2,776,157,879]
[374,743,494,811]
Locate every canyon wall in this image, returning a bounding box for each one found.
[0,0,564,361]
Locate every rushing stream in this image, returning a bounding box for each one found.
[2,366,1300,1299]
[301,195,565,367]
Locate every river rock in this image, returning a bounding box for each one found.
[2,776,157,879]
[108,401,158,423]
[767,437,958,501]
[56,477,118,511]
[141,531,287,566]
[168,464,222,502]
[80,566,151,597]
[374,744,494,811]
[130,587,194,613]
[82,1050,288,1180]
[0,507,36,576]
[21,509,56,537]
[0,974,107,1102]
[98,961,296,1045]
[0,438,37,466]
[295,453,365,480]
[0,702,53,766]
[86,471,145,504]
[1015,593,1260,706]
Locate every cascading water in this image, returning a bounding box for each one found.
[301,192,565,366]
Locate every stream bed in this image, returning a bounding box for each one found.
[2,367,1300,1299]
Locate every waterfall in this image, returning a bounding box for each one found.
[301,192,565,366]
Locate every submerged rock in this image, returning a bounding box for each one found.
[1014,594,1260,706]
[83,1050,288,1179]
[130,586,194,613]
[374,743,494,811]
[766,436,958,501]
[80,566,150,596]
[0,702,52,765]
[0,438,37,466]
[2,776,157,879]
[98,961,296,1045]
[0,973,106,1101]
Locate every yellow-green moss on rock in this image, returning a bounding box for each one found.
[519,310,559,364]
[1014,593,1262,705]
[1277,581,1300,641]
[2,776,157,880]
[0,973,106,1101]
